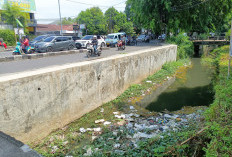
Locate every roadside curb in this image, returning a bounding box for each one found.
[0,49,87,63]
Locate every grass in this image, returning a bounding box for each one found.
[201,45,232,156]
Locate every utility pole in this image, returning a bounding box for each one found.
[58,0,63,36]
[228,20,232,79]
[110,13,112,33]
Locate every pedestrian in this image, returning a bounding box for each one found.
[132,34,137,46]
[122,35,126,46]
[0,38,7,49]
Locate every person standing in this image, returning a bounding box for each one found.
[122,35,126,46]
[0,38,7,49]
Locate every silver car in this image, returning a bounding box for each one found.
[35,36,75,53]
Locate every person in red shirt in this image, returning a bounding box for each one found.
[22,36,29,53]
[0,39,7,49]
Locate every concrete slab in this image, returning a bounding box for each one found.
[0,132,42,157]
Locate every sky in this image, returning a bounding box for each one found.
[35,0,127,24]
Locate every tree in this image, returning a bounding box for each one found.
[105,7,134,34]
[58,17,75,25]
[105,7,119,33]
[76,7,106,35]
[1,2,29,28]
[115,12,134,35]
[126,0,232,35]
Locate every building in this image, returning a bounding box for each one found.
[37,24,82,36]
[0,0,36,34]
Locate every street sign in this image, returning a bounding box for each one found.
[0,0,36,13]
[80,24,86,29]
[14,28,24,35]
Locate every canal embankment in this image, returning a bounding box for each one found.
[0,45,177,143]
[200,45,232,156]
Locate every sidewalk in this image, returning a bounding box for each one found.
[0,51,13,58]
[0,131,42,157]
[0,49,87,63]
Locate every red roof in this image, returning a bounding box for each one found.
[36,24,73,32]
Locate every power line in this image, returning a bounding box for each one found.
[171,0,211,12]
[172,0,200,8]
[64,0,126,8]
[65,0,109,7]
[112,1,126,7]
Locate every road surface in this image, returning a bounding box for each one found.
[0,41,164,77]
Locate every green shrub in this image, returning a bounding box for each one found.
[0,29,16,46]
[202,45,232,156]
[167,33,194,59]
[198,33,209,40]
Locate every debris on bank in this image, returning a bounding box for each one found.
[76,106,205,156]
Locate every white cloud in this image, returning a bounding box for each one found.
[35,0,126,24]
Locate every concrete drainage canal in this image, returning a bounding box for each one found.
[33,58,214,156]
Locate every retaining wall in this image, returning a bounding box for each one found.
[0,45,177,143]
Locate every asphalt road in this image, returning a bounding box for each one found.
[0,41,164,77]
[0,131,41,157]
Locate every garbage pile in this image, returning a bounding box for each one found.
[79,106,204,156]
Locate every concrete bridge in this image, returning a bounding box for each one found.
[0,45,177,143]
[191,36,230,56]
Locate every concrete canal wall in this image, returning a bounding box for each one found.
[0,45,177,143]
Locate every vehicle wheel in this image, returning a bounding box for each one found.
[29,49,35,54]
[86,43,90,49]
[123,45,125,50]
[86,50,91,58]
[101,42,105,48]
[46,47,53,52]
[68,45,74,50]
[76,43,81,49]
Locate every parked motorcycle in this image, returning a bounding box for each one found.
[117,40,125,50]
[13,42,35,55]
[86,44,102,58]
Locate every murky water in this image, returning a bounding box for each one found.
[139,58,214,112]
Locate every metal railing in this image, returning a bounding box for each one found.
[191,36,229,41]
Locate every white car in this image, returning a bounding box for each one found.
[75,35,106,49]
[137,34,146,42]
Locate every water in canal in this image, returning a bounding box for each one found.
[139,58,214,112]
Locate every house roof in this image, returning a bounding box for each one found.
[36,24,73,32]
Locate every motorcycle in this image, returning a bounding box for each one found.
[86,43,102,58]
[117,40,125,50]
[13,42,35,55]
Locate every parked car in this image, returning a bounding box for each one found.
[29,35,52,47]
[72,36,81,41]
[35,36,75,53]
[105,32,127,47]
[158,34,166,40]
[75,35,106,49]
[137,34,146,42]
